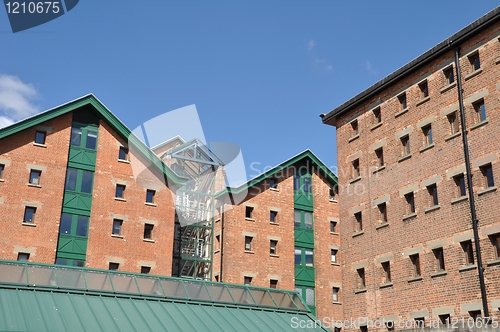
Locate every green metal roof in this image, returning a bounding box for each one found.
[0,261,330,331]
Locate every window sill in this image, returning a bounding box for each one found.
[470,119,488,130]
[478,186,497,196]
[458,264,477,272]
[349,176,361,184]
[375,222,389,230]
[370,122,383,131]
[430,270,447,278]
[330,232,339,235]
[115,197,126,202]
[419,143,435,153]
[352,230,365,238]
[424,205,441,213]
[445,132,461,142]
[372,165,386,174]
[329,199,338,203]
[117,159,130,164]
[22,222,36,227]
[398,154,412,163]
[215,218,221,223]
[451,196,468,204]
[348,134,360,143]
[269,188,279,192]
[27,183,42,188]
[464,68,482,81]
[379,282,393,289]
[407,276,423,283]
[270,222,279,226]
[486,259,500,266]
[244,250,254,254]
[332,301,342,305]
[143,239,155,243]
[111,234,124,239]
[402,213,417,221]
[416,96,430,106]
[0,179,4,182]
[245,218,255,222]
[354,288,367,294]
[395,108,409,118]
[145,202,157,207]
[270,254,279,258]
[331,262,340,266]
[33,143,47,148]
[440,81,457,94]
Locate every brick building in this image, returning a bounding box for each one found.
[321,6,500,330]
[0,94,340,322]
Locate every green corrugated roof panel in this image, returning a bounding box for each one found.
[0,288,330,332]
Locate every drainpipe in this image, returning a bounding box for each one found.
[454,47,489,319]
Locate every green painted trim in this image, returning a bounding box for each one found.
[0,94,186,186]
[222,150,337,197]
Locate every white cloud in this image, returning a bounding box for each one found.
[308,40,332,73]
[308,40,315,51]
[361,60,377,75]
[0,74,40,128]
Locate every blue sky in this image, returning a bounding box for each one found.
[1,1,499,180]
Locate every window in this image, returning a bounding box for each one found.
[422,125,433,146]
[294,171,312,193]
[434,247,445,272]
[23,207,36,223]
[401,135,410,156]
[65,168,94,194]
[419,80,429,99]
[357,268,366,289]
[270,240,278,255]
[462,240,475,265]
[35,131,46,145]
[360,326,368,332]
[331,249,337,263]
[448,112,459,134]
[118,147,128,161]
[71,125,98,150]
[354,212,362,232]
[215,234,220,250]
[377,203,387,223]
[473,99,486,123]
[398,93,407,110]
[410,253,421,277]
[469,52,481,71]
[351,120,359,136]
[109,262,119,270]
[270,211,278,223]
[141,266,151,274]
[332,287,339,302]
[294,210,313,229]
[438,314,450,325]
[112,219,123,235]
[115,184,126,199]
[29,170,41,185]
[245,206,254,219]
[0,164,4,179]
[295,247,314,267]
[469,310,482,322]
[480,164,494,188]
[373,107,382,124]
[329,185,338,200]
[491,234,500,259]
[330,221,337,233]
[427,184,439,206]
[270,279,278,289]
[59,214,89,237]
[454,174,467,198]
[443,66,455,85]
[17,253,30,262]
[144,224,154,240]
[352,159,360,179]
[382,261,391,283]
[269,178,278,189]
[375,148,384,167]
[244,236,252,251]
[405,192,415,215]
[414,318,425,328]
[244,276,252,286]
[146,190,155,203]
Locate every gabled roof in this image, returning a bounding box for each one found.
[226,149,337,196]
[0,260,329,332]
[0,94,187,186]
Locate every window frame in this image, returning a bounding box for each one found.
[351,120,359,136]
[480,164,494,188]
[352,159,360,179]
[443,66,455,85]
[454,174,467,198]
[141,266,151,274]
[270,240,278,255]
[143,223,154,240]
[270,210,278,224]
[468,52,481,71]
[377,203,388,223]
[295,247,314,267]
[109,262,119,271]
[330,220,337,233]
[357,268,366,289]
[115,184,126,199]
[461,240,475,266]
[401,135,410,157]
[270,279,278,289]
[422,124,433,146]
[70,123,99,150]
[331,249,337,263]
[410,253,421,277]
[118,146,129,161]
[448,111,459,134]
[112,219,123,236]
[382,261,391,283]
[34,131,47,145]
[433,247,446,272]
[146,189,156,204]
[244,276,252,286]
[473,99,487,123]
[418,80,429,99]
[17,253,30,262]
[294,209,313,229]
[23,206,36,223]
[404,192,415,215]
[375,148,384,168]
[245,206,254,219]
[244,236,253,251]
[332,287,340,302]
[354,212,363,232]
[269,178,278,190]
[427,184,439,207]
[29,169,42,185]
[398,93,407,110]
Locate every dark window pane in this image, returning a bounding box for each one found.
[144,224,153,239]
[116,185,125,198]
[55,258,68,266]
[294,248,301,265]
[35,131,46,144]
[65,169,77,191]
[118,147,128,160]
[81,171,94,193]
[293,175,300,191]
[294,210,301,228]
[112,219,122,235]
[17,253,30,262]
[85,131,97,150]
[304,212,313,229]
[73,260,85,267]
[303,177,311,193]
[141,266,151,274]
[305,249,314,266]
[70,127,82,146]
[76,216,89,236]
[59,214,72,234]
[146,190,155,203]
[29,170,40,185]
[24,207,36,223]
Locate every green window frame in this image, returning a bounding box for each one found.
[70,123,99,150]
[55,258,85,267]
[295,286,315,307]
[294,210,313,229]
[59,213,89,238]
[295,247,314,267]
[65,168,94,194]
